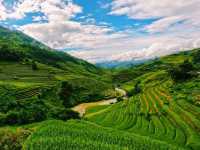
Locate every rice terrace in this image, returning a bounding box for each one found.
[0,0,200,150]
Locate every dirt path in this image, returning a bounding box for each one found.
[72,88,126,117]
[115,88,127,97]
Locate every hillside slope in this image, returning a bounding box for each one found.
[1,26,200,150]
[87,49,200,149]
[23,49,200,150]
[0,26,115,126]
[0,26,104,75]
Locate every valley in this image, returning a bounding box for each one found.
[0,26,200,150]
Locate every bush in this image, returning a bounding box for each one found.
[134,81,141,94]
[193,50,200,64]
[169,59,195,82]
[0,113,6,126]
[31,61,38,70]
[1,98,48,125]
[117,97,123,102]
[51,107,80,120]
[127,89,134,97]
[0,45,24,61]
[127,81,141,97]
[0,129,31,150]
[58,81,74,107]
[5,111,19,125]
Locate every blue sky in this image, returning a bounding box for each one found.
[0,0,200,63]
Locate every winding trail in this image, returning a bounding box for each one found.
[72,88,126,117]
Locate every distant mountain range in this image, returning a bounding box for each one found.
[96,59,148,68]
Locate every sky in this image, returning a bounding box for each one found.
[0,0,200,63]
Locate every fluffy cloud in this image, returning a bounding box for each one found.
[145,16,185,33]
[20,21,118,49]
[68,0,198,63]
[32,16,47,22]
[40,0,82,22]
[0,0,6,20]
[1,0,200,64]
[0,0,40,20]
[110,0,199,19]
[110,0,200,33]
[69,34,200,63]
[0,0,82,21]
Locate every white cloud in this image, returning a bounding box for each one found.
[68,32,200,63]
[32,16,47,22]
[0,0,82,21]
[1,0,200,64]
[0,0,7,20]
[40,0,82,22]
[0,0,41,20]
[110,0,199,19]
[98,1,111,9]
[110,0,200,33]
[145,16,185,33]
[66,0,198,63]
[20,20,118,49]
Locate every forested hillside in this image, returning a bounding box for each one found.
[23,49,200,150]
[0,26,115,127]
[0,26,200,150]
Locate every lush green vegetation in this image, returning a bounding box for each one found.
[86,49,200,150]
[18,49,200,150]
[0,26,115,127]
[87,81,200,149]
[0,26,200,150]
[85,105,110,116]
[24,120,183,150]
[0,127,31,150]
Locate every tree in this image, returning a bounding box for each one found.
[58,81,74,107]
[169,59,194,82]
[117,97,123,102]
[193,50,200,64]
[179,59,194,72]
[0,45,22,61]
[5,111,19,125]
[127,81,141,97]
[31,61,38,70]
[134,81,141,94]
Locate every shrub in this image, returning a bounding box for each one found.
[193,50,200,64]
[51,107,80,120]
[169,59,195,82]
[31,61,38,70]
[58,81,74,107]
[0,129,31,150]
[1,98,48,125]
[0,113,6,126]
[127,81,141,97]
[117,97,123,102]
[134,81,142,94]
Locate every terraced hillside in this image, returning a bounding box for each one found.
[21,49,200,150]
[87,80,200,149]
[24,120,184,150]
[0,26,115,127]
[1,27,200,150]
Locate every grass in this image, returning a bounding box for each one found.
[1,53,200,149]
[1,26,200,150]
[85,105,110,115]
[86,76,200,150]
[24,120,185,150]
